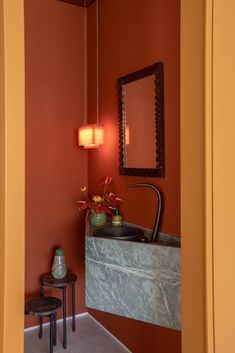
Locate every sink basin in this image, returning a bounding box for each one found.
[93,226,146,241]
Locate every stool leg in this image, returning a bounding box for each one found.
[50,315,53,353]
[39,283,44,339]
[53,313,57,346]
[72,283,76,332]
[39,318,43,339]
[63,286,67,349]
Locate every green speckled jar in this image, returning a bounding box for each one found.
[89,212,107,227]
[51,248,67,279]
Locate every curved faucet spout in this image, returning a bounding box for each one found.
[128,183,162,243]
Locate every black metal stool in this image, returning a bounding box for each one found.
[40,272,77,349]
[25,297,62,353]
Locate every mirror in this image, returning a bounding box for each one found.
[118,62,165,177]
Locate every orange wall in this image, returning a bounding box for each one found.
[87,1,181,352]
[0,1,5,347]
[25,0,87,327]
[213,1,235,352]
[88,0,180,237]
[180,0,207,352]
[0,0,25,351]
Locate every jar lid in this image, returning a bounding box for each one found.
[55,248,64,256]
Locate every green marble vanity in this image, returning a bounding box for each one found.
[85,223,180,330]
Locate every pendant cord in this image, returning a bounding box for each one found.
[96,0,99,124]
[84,0,87,124]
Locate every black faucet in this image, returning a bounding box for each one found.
[128,183,162,243]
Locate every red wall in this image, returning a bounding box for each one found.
[25,0,181,351]
[25,0,87,327]
[88,0,180,236]
[87,1,181,352]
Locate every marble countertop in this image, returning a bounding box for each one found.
[85,221,181,248]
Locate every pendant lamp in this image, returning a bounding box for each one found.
[78,0,104,149]
[78,123,104,148]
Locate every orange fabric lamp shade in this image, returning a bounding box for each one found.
[78,124,104,148]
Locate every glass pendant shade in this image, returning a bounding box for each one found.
[78,124,104,148]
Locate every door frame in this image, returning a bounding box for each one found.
[181,0,214,352]
[0,0,216,352]
[0,1,25,353]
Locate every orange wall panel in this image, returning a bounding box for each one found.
[25,0,87,327]
[1,0,25,352]
[88,0,180,237]
[87,1,181,352]
[0,1,5,347]
[213,0,235,352]
[181,0,208,352]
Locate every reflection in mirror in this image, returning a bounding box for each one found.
[125,76,156,168]
[118,62,165,177]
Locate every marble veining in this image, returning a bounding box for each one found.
[85,236,180,330]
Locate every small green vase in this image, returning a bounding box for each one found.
[89,212,107,227]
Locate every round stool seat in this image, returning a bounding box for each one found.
[25,297,62,317]
[41,272,77,287]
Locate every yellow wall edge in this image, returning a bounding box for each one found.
[181,0,207,352]
[0,0,6,349]
[205,1,215,352]
[1,0,25,352]
[213,1,235,352]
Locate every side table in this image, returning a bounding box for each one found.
[25,297,62,353]
[40,272,77,349]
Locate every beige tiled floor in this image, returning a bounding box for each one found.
[24,313,131,353]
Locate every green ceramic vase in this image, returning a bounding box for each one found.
[89,212,107,227]
[51,248,67,279]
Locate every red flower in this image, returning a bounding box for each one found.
[76,176,122,216]
[99,176,113,186]
[105,193,122,208]
[76,199,91,210]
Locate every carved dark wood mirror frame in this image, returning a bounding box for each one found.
[118,62,165,177]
